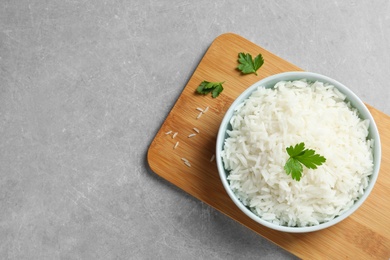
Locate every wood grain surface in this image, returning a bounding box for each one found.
[147,33,390,259]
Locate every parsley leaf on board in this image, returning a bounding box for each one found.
[196,81,224,98]
[237,52,264,76]
[283,142,326,181]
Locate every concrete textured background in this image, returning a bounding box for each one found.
[1,0,389,259]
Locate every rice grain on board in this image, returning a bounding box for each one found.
[196,112,203,119]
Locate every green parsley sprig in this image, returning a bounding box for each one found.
[284,142,326,181]
[237,52,264,76]
[196,80,224,98]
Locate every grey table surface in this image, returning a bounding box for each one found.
[1,0,389,259]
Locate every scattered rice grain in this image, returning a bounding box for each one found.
[174,141,179,149]
[172,132,178,139]
[210,154,215,162]
[196,112,203,119]
[165,130,172,135]
[184,161,191,167]
[203,106,209,113]
[193,127,200,133]
[188,133,196,138]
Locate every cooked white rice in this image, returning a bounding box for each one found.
[221,79,374,227]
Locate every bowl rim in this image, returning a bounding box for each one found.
[215,71,381,233]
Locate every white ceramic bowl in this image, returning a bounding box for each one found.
[216,71,381,233]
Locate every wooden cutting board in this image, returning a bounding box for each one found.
[147,33,390,259]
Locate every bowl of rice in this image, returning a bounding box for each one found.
[216,71,381,233]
